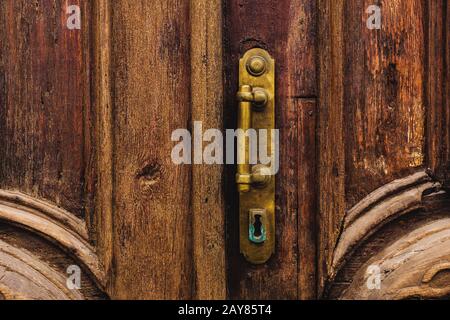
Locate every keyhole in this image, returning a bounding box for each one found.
[253,215,263,238]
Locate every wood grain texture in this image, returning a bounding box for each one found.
[427,0,447,174]
[0,223,107,300]
[0,239,84,300]
[447,1,450,184]
[224,0,317,299]
[344,0,426,209]
[0,0,90,219]
[332,172,439,277]
[110,1,193,299]
[327,192,450,299]
[317,0,345,296]
[426,0,450,190]
[89,0,114,291]
[0,190,105,287]
[190,0,226,300]
[297,100,318,299]
[317,0,439,295]
[340,217,450,300]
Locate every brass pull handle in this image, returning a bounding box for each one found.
[237,48,275,265]
[236,85,270,193]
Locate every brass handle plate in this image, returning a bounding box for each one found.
[237,48,275,264]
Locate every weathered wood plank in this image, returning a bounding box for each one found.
[447,1,450,187]
[110,1,193,299]
[344,0,426,208]
[426,0,447,175]
[317,0,346,297]
[427,0,450,189]
[89,0,114,291]
[297,99,317,300]
[190,0,226,300]
[0,0,90,218]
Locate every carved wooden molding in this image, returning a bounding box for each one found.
[0,190,105,289]
[331,171,441,278]
[0,239,85,300]
[340,218,450,299]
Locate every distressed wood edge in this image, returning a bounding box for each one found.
[425,0,449,180]
[0,239,85,300]
[190,0,227,299]
[331,173,442,279]
[0,190,88,239]
[0,192,106,289]
[344,171,431,228]
[317,0,346,297]
[340,218,450,300]
[90,0,114,288]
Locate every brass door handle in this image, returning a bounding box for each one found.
[236,48,275,264]
[236,85,270,193]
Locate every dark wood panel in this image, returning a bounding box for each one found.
[344,0,427,209]
[317,0,346,297]
[224,0,317,299]
[0,0,90,218]
[110,1,193,299]
[426,0,450,190]
[297,99,317,300]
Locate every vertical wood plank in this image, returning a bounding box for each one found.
[0,0,89,218]
[297,99,318,300]
[426,0,450,190]
[427,0,447,175]
[344,0,426,209]
[110,1,193,299]
[190,0,226,299]
[89,0,114,290]
[317,0,346,297]
[447,1,450,183]
[224,0,317,299]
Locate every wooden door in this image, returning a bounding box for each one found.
[0,0,448,300]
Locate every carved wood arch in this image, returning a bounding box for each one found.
[331,171,441,278]
[0,190,106,298]
[328,171,450,299]
[339,218,450,299]
[0,239,85,300]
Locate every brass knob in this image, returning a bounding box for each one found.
[246,55,267,76]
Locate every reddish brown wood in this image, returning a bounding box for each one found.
[224,0,317,299]
[0,0,447,301]
[426,0,447,177]
[317,0,345,296]
[297,99,318,299]
[425,0,450,189]
[344,0,427,209]
[0,0,90,219]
